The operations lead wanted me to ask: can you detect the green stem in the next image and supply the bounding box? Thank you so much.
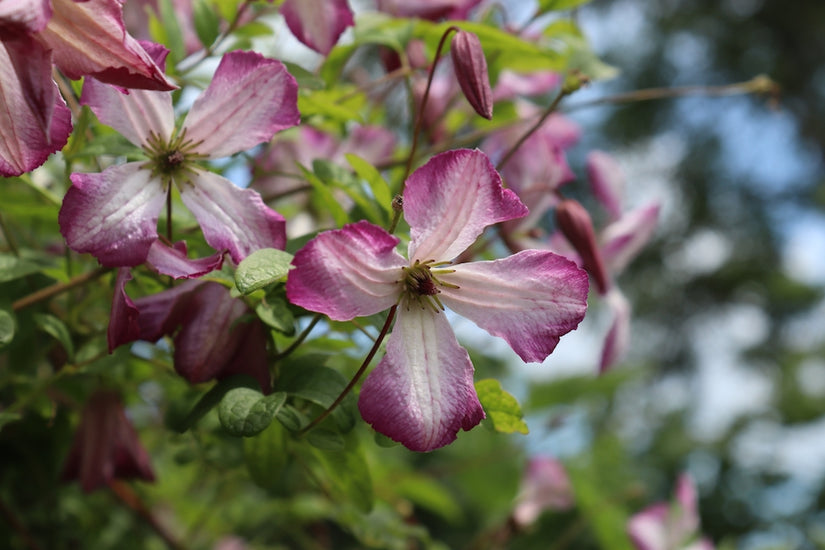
[12,267,111,312]
[496,86,568,172]
[401,25,461,186]
[298,305,397,436]
[273,313,323,362]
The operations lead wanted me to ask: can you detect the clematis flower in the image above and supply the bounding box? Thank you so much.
[375,0,482,21]
[628,474,714,550]
[109,271,272,392]
[287,149,589,451]
[62,389,155,493]
[281,0,354,55]
[512,455,574,527]
[59,49,299,268]
[0,0,175,176]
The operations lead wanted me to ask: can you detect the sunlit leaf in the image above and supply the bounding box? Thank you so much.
[235,248,293,295]
[475,378,528,434]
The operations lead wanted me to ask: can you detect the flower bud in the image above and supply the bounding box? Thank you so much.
[555,199,610,294]
[450,30,493,120]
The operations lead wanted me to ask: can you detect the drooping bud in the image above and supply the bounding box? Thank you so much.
[62,390,155,493]
[555,199,610,295]
[450,30,493,120]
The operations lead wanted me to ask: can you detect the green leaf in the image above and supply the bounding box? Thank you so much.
[345,153,395,218]
[0,309,15,349]
[157,0,185,65]
[192,0,221,48]
[0,411,21,431]
[537,0,592,12]
[313,159,385,227]
[234,21,274,39]
[394,474,463,523]
[234,248,293,295]
[255,295,295,335]
[299,433,373,512]
[0,254,52,283]
[283,62,326,91]
[279,364,357,432]
[306,428,346,451]
[167,374,261,433]
[33,313,74,361]
[244,419,290,491]
[299,164,349,227]
[218,388,287,437]
[298,89,364,124]
[475,378,528,434]
[275,403,311,432]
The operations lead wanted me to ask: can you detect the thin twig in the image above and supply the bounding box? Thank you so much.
[12,267,111,312]
[298,305,397,436]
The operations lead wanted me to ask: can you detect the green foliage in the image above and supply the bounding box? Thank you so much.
[234,247,293,294]
[218,388,287,437]
[475,378,529,434]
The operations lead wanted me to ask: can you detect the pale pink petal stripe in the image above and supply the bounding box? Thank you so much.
[281,0,353,55]
[358,307,485,452]
[178,169,286,263]
[601,202,660,275]
[184,50,299,159]
[286,220,406,321]
[81,75,174,148]
[440,250,589,363]
[59,163,166,267]
[627,503,669,550]
[0,40,71,176]
[405,149,527,262]
[587,150,625,222]
[37,0,175,91]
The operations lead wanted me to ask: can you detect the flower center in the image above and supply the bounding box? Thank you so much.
[399,259,458,312]
[142,128,206,187]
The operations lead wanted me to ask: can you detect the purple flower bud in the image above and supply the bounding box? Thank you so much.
[450,30,493,120]
[556,199,610,295]
[62,390,155,493]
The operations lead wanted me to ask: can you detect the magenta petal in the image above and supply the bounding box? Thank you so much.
[184,50,299,158]
[440,250,589,363]
[628,503,669,550]
[133,280,202,342]
[601,202,660,275]
[281,0,353,55]
[146,240,224,279]
[358,307,485,452]
[0,0,52,36]
[587,150,625,222]
[81,75,174,148]
[179,170,286,264]
[59,163,165,267]
[405,149,527,262]
[37,0,175,91]
[599,289,630,373]
[107,269,140,353]
[0,40,71,176]
[286,220,406,321]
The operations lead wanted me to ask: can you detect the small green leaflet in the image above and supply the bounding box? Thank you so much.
[234,248,293,295]
[475,378,529,434]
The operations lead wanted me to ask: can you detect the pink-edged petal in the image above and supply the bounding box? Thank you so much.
[36,0,175,91]
[178,169,286,264]
[440,250,589,363]
[0,0,51,37]
[183,50,299,158]
[358,307,485,452]
[107,268,140,352]
[146,240,224,279]
[628,503,669,550]
[281,0,353,55]
[0,39,71,176]
[587,150,625,222]
[600,288,630,373]
[601,202,660,275]
[376,0,482,20]
[674,474,701,536]
[405,149,527,262]
[59,163,165,267]
[80,75,174,148]
[286,220,406,320]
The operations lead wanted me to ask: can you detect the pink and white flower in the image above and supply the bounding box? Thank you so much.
[0,0,175,176]
[59,49,300,268]
[286,149,589,451]
[628,474,714,550]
